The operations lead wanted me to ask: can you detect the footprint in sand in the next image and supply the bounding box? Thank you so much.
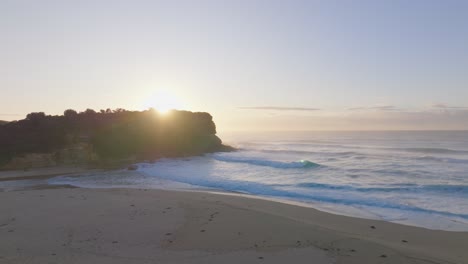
[0,218,16,228]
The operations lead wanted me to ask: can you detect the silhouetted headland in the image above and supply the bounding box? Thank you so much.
[0,108,233,170]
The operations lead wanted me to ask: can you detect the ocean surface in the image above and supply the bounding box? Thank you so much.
[50,131,468,231]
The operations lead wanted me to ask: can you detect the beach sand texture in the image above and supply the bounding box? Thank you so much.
[1,172,467,264]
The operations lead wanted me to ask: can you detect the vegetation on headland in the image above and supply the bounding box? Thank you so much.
[0,109,233,169]
[0,121,8,125]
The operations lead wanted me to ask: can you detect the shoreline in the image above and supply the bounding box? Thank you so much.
[1,169,468,263]
[2,167,468,232]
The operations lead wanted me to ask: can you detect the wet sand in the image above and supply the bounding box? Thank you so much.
[0,170,467,263]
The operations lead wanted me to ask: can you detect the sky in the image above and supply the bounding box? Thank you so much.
[1,0,468,131]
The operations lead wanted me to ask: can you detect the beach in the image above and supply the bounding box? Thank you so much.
[48,131,468,231]
[1,169,467,264]
[2,0,468,263]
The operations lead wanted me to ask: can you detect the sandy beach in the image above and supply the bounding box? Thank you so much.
[0,170,467,264]
[3,0,468,262]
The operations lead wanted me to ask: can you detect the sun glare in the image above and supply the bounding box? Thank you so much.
[147,90,183,114]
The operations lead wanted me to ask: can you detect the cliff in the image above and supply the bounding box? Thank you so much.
[0,109,233,170]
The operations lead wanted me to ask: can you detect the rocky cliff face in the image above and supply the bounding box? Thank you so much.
[3,153,57,170]
[2,143,99,170]
[2,136,231,170]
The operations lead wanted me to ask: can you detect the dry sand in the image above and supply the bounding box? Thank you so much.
[0,170,467,264]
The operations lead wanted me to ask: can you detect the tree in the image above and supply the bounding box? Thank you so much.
[64,109,78,118]
[84,109,97,115]
[0,108,228,167]
[26,112,46,121]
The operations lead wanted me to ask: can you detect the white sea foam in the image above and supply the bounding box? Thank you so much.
[48,131,468,231]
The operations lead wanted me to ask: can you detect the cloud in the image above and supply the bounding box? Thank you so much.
[348,105,399,111]
[231,103,468,130]
[236,108,468,131]
[431,103,468,109]
[238,106,321,111]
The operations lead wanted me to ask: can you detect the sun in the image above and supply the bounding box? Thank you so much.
[147,90,184,114]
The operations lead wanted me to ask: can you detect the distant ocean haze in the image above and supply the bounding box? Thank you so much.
[50,131,468,231]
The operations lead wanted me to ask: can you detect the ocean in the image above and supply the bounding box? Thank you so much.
[50,131,468,231]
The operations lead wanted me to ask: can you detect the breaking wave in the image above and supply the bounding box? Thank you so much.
[297,182,468,194]
[212,154,320,169]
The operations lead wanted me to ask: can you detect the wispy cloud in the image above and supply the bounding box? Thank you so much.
[348,105,398,111]
[431,103,468,109]
[238,106,320,111]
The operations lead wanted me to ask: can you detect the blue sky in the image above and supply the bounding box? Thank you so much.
[1,0,468,130]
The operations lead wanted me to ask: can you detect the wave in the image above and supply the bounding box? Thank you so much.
[212,154,320,169]
[240,141,364,150]
[257,148,361,156]
[415,156,468,164]
[55,167,468,221]
[134,168,468,220]
[386,147,468,154]
[297,182,468,194]
[247,143,468,156]
[255,148,468,165]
